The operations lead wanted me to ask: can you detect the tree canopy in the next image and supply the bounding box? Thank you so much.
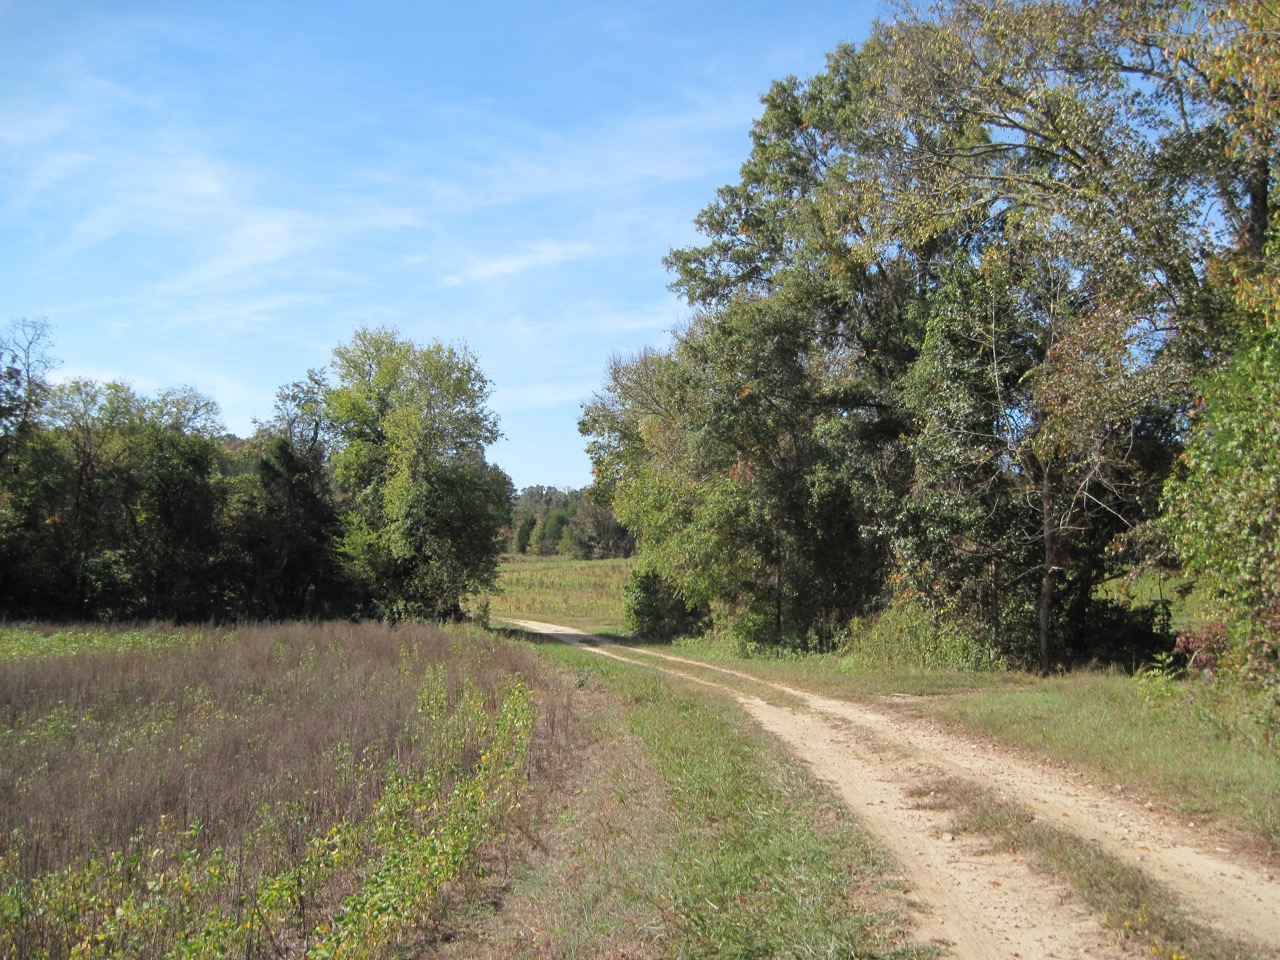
[583,0,1276,669]
[0,324,512,623]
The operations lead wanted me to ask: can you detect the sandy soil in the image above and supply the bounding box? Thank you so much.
[506,619,1280,960]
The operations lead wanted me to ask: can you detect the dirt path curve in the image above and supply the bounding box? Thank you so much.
[506,619,1280,960]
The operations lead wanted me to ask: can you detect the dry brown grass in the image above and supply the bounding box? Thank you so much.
[420,679,673,960]
[4,623,511,870]
[0,621,556,959]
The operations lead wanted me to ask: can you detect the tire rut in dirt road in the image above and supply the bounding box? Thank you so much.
[507,620,1279,959]
[738,695,1121,959]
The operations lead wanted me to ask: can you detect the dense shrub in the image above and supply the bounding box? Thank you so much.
[623,569,709,642]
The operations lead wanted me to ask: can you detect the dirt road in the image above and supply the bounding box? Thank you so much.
[506,619,1280,960]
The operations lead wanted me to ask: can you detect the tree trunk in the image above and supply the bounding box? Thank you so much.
[1039,464,1054,676]
[989,560,1001,661]
[775,560,784,644]
[1246,153,1270,257]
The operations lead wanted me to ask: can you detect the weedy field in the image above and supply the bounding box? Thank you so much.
[0,613,926,959]
[0,622,549,960]
[476,554,634,634]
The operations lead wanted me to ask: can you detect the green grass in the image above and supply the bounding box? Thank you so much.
[659,637,1027,697]
[1098,571,1211,633]
[922,672,1280,851]
[512,637,929,959]
[477,554,634,634]
[628,641,1280,854]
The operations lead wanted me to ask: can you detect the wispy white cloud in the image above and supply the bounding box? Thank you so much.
[439,240,597,287]
[491,381,595,411]
[367,91,755,218]
[0,0,859,487]
[0,101,73,150]
[488,300,681,343]
[150,208,320,293]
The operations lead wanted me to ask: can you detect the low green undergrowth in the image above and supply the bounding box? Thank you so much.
[0,624,201,661]
[0,622,538,959]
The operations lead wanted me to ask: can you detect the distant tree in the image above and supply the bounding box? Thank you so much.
[219,373,348,618]
[0,317,54,468]
[533,506,571,555]
[0,318,57,611]
[126,418,224,620]
[513,512,536,553]
[219,429,347,620]
[559,496,635,559]
[0,378,228,620]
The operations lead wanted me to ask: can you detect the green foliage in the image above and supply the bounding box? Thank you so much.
[234,435,348,618]
[583,293,892,648]
[1162,322,1280,736]
[327,326,511,621]
[1166,325,1280,612]
[585,0,1217,665]
[507,485,633,560]
[839,597,997,672]
[0,625,197,661]
[622,568,709,642]
[1135,650,1182,706]
[0,378,229,620]
[513,512,535,553]
[0,323,511,624]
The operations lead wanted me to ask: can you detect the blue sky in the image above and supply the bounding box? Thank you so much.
[2,0,880,490]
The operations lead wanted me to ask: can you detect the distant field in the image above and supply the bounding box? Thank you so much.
[1100,571,1210,633]
[477,554,634,634]
[0,622,540,960]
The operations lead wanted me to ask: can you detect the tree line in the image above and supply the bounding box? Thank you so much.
[508,485,634,559]
[582,0,1278,674]
[0,323,512,623]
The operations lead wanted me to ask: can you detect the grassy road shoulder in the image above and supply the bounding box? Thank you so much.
[635,643,1280,856]
[440,632,929,959]
[515,628,1276,959]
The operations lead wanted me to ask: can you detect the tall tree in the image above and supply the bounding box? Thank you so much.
[0,317,54,470]
[0,378,227,620]
[589,0,1223,663]
[325,326,510,620]
[0,318,57,611]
